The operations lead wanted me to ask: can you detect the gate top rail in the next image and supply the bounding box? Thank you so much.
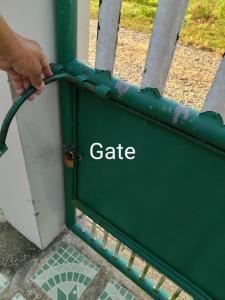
[1,60,225,158]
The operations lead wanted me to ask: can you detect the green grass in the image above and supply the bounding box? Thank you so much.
[90,0,225,53]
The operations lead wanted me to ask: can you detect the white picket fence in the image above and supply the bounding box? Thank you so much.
[95,0,225,120]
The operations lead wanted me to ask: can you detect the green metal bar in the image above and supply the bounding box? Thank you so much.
[91,221,97,240]
[170,288,183,300]
[55,0,78,227]
[74,199,212,300]
[153,276,166,291]
[72,223,170,300]
[127,252,136,270]
[102,230,108,249]
[113,240,121,259]
[140,264,150,280]
[0,69,66,158]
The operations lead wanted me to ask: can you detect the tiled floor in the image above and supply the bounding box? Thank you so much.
[0,212,145,300]
[32,243,100,300]
[31,242,138,300]
[0,273,9,296]
[98,280,137,300]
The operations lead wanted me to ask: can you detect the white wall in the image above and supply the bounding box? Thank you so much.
[0,0,90,249]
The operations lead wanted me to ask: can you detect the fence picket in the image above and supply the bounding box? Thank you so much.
[95,0,122,73]
[201,56,225,121]
[141,0,189,94]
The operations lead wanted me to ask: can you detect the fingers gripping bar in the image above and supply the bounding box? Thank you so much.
[0,64,67,158]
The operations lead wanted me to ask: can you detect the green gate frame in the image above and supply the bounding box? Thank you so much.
[1,1,225,299]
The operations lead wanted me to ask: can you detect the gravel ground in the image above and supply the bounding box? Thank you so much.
[89,20,222,111]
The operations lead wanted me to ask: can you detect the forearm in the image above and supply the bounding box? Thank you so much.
[0,16,21,65]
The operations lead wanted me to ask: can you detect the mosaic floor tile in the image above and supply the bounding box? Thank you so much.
[11,292,26,300]
[98,280,137,300]
[0,273,9,295]
[32,243,99,300]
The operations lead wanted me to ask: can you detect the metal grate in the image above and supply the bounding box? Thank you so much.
[76,209,192,300]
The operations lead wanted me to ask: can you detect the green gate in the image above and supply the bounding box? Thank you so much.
[1,1,225,299]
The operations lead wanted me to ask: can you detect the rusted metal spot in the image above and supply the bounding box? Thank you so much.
[64,150,75,168]
[173,104,189,125]
[115,81,130,97]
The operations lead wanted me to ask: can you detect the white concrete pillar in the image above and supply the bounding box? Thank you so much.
[0,0,90,249]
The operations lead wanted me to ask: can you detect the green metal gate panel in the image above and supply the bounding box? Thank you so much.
[71,67,225,300]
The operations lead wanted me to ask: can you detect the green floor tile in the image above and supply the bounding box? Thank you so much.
[67,272,73,281]
[98,280,137,300]
[48,278,55,288]
[11,292,26,300]
[0,273,9,295]
[32,243,99,300]
[99,291,108,300]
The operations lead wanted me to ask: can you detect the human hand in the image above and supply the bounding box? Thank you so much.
[0,34,53,101]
